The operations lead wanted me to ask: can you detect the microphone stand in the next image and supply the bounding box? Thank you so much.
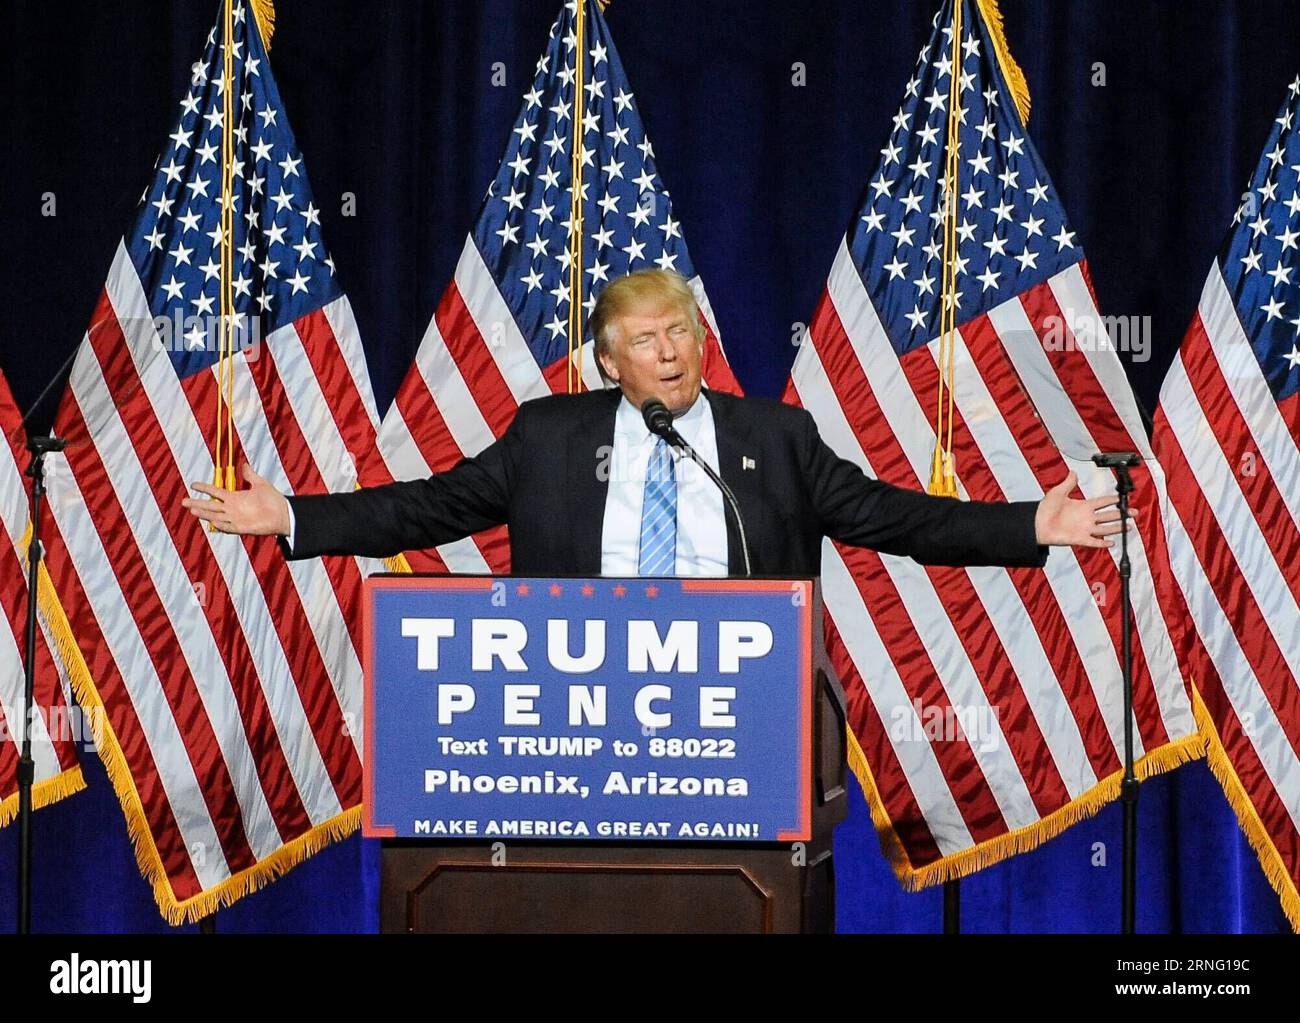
[17,434,66,935]
[672,436,752,579]
[648,425,752,578]
[641,398,752,578]
[1093,451,1140,934]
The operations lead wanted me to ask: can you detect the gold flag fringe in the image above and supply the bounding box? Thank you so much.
[35,550,361,925]
[384,551,414,574]
[0,766,86,829]
[846,723,1206,892]
[1191,685,1300,932]
[975,0,1031,125]
[250,0,275,51]
[0,524,89,827]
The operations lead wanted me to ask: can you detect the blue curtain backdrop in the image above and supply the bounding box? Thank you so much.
[0,0,1294,933]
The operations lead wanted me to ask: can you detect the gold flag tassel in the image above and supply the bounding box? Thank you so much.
[975,0,1030,125]
[250,0,276,51]
[565,0,589,393]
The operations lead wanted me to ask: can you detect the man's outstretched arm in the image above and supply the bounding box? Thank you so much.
[797,409,1135,567]
[183,407,525,559]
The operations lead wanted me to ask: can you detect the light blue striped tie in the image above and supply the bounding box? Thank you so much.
[638,437,677,576]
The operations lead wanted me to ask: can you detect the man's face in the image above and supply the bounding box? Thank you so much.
[598,299,703,414]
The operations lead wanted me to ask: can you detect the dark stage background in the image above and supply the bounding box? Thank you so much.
[1,0,1295,932]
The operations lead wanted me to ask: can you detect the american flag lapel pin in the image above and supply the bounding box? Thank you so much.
[742,456,756,470]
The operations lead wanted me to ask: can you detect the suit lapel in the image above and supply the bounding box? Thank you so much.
[568,388,622,574]
[704,390,754,575]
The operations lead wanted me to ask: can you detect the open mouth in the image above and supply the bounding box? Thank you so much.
[659,372,684,386]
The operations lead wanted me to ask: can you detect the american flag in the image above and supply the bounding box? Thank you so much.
[1154,75,1300,930]
[1,369,84,826]
[42,1,383,923]
[362,0,741,572]
[785,0,1201,887]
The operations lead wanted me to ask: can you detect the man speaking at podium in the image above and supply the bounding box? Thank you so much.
[183,269,1131,570]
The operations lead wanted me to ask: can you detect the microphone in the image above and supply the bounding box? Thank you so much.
[640,397,753,577]
[1091,452,1140,469]
[641,397,676,439]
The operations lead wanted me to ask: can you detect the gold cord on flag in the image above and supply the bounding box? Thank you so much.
[211,0,238,520]
[565,1,588,392]
[210,0,275,521]
[927,0,1030,497]
[928,0,964,497]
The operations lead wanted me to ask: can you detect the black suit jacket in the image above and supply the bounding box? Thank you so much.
[285,388,1048,575]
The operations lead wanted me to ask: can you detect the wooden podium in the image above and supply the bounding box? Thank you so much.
[368,577,848,934]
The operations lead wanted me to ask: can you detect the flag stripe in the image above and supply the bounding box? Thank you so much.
[394,318,496,473]
[1197,265,1300,524]
[41,510,207,896]
[822,546,980,853]
[1000,289,1194,742]
[0,558,62,781]
[368,2,741,578]
[93,285,341,846]
[454,241,551,407]
[75,333,299,863]
[104,252,353,834]
[243,329,367,656]
[230,335,369,754]
[830,256,1124,793]
[233,345,370,796]
[319,296,381,431]
[957,310,1131,776]
[793,332,1030,840]
[54,394,254,881]
[1179,315,1300,604]
[909,321,1135,775]
[792,341,970,855]
[1048,266,1154,458]
[1159,463,1300,837]
[1158,377,1300,754]
[292,305,380,476]
[815,297,1076,820]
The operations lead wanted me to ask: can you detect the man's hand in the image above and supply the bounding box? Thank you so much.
[182,462,291,536]
[1034,470,1138,549]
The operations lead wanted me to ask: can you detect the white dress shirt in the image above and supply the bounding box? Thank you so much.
[599,394,728,577]
[285,394,731,575]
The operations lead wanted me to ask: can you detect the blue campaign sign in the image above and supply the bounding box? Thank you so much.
[363,576,813,843]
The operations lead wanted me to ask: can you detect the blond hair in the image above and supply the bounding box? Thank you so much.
[589,269,704,376]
